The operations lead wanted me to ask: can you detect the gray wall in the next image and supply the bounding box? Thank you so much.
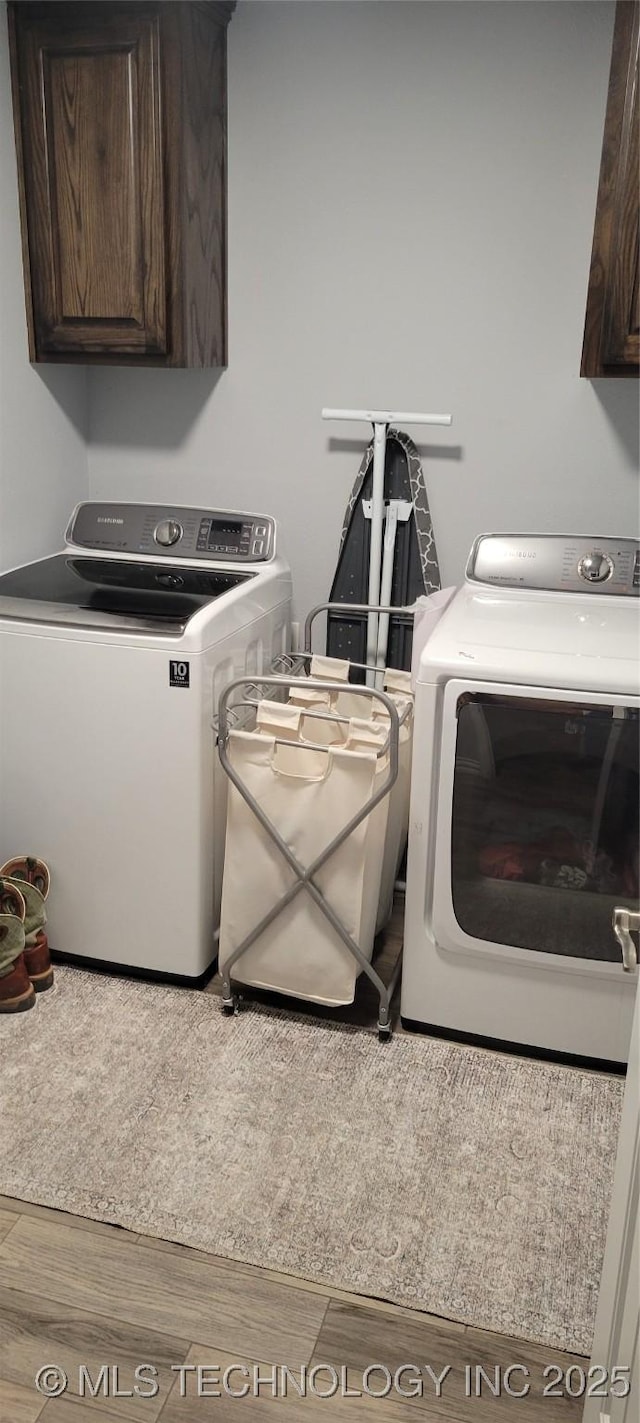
[88,0,639,618]
[2,2,637,610]
[0,7,87,572]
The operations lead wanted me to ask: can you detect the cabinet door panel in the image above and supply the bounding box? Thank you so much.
[18,9,166,355]
[582,1,640,376]
[602,63,639,368]
[47,47,141,322]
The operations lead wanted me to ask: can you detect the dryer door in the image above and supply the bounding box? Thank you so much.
[432,681,640,973]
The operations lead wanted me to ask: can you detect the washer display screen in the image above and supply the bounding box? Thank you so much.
[208,521,244,551]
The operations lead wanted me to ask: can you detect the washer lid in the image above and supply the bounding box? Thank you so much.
[0,554,252,633]
[418,584,640,696]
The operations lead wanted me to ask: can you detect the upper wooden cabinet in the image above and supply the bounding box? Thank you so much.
[582,1,639,377]
[8,1,234,366]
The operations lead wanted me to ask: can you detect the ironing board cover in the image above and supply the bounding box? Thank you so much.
[337,428,441,594]
[327,429,442,673]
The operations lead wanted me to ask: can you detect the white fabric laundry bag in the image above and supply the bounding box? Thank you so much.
[342,715,391,954]
[257,698,390,964]
[287,684,392,937]
[218,717,385,1005]
[372,671,414,929]
[307,657,414,930]
[254,699,304,741]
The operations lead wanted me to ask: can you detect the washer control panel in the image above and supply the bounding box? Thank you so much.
[67,503,276,562]
[467,535,640,595]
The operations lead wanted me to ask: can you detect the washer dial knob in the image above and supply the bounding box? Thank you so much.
[578,551,613,583]
[154,519,183,548]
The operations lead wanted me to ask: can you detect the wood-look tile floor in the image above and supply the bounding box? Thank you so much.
[1,903,590,1421]
[0,1194,588,1422]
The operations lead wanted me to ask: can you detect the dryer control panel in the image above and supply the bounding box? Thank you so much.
[67,503,276,562]
[467,534,640,596]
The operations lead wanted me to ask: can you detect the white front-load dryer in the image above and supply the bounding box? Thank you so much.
[401,533,639,1064]
[0,502,292,978]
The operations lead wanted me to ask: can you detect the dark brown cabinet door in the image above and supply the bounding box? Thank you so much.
[582,1,640,377]
[12,4,166,357]
[9,2,234,366]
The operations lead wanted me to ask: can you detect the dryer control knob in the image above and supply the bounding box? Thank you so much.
[578,551,613,583]
[154,519,183,547]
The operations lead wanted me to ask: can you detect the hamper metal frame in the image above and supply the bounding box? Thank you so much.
[216,601,415,1040]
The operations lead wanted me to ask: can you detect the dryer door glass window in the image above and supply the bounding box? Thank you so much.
[450,694,639,962]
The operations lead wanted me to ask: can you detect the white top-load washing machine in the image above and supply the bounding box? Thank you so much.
[402,533,639,1065]
[0,502,292,978]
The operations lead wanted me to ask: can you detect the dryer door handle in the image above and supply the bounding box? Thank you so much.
[612,907,640,972]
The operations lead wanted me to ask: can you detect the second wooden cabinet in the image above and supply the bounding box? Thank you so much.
[9,1,234,366]
[582,1,639,377]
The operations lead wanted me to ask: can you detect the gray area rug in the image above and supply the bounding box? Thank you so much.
[1,968,623,1354]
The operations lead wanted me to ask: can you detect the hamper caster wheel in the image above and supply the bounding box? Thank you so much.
[222,996,237,1016]
[378,1024,392,1043]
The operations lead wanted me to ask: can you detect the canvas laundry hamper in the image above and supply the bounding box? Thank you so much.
[372,670,414,928]
[306,657,414,930]
[274,700,391,951]
[286,683,397,933]
[218,707,389,1006]
[340,715,391,953]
